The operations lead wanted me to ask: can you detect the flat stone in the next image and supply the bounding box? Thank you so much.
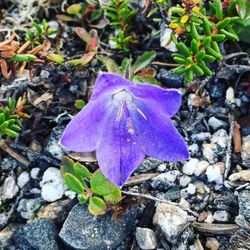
[137,158,162,173]
[208,117,227,131]
[153,203,188,243]
[11,219,59,250]
[59,204,138,249]
[135,227,157,250]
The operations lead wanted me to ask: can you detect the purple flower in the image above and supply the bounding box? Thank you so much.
[60,73,189,186]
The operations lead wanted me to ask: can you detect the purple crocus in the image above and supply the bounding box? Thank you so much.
[60,73,189,186]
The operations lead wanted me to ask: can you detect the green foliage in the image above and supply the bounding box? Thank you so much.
[61,157,122,216]
[102,0,136,51]
[168,0,243,83]
[0,98,23,139]
[26,19,57,45]
[97,51,158,84]
[74,100,86,110]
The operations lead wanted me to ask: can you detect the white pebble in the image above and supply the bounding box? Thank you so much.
[182,158,199,175]
[194,161,209,176]
[214,210,230,222]
[30,168,40,179]
[226,87,234,102]
[17,172,30,188]
[187,183,196,194]
[179,175,192,187]
[157,164,167,172]
[40,167,66,202]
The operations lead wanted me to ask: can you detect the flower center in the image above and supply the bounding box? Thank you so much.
[112,90,133,108]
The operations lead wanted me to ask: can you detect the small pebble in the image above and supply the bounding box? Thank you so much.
[182,158,199,175]
[179,175,192,187]
[211,129,228,149]
[213,210,231,222]
[205,212,214,223]
[206,164,223,184]
[0,177,19,201]
[135,227,158,250]
[206,237,220,250]
[30,168,40,179]
[202,143,217,163]
[194,161,209,176]
[226,87,235,103]
[17,172,30,188]
[208,117,227,130]
[229,170,250,182]
[157,164,166,172]
[187,183,196,195]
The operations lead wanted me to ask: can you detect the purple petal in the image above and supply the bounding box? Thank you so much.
[96,110,144,186]
[132,101,189,161]
[60,96,111,152]
[91,73,133,100]
[128,83,181,117]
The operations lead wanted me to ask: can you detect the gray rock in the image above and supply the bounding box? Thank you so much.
[45,125,65,160]
[153,203,188,244]
[208,117,227,131]
[157,69,183,88]
[214,210,231,222]
[17,171,30,188]
[137,158,162,173]
[135,227,157,250]
[0,176,19,202]
[191,132,211,142]
[211,129,228,149]
[17,198,42,219]
[0,224,22,248]
[59,204,138,249]
[11,219,59,250]
[179,175,191,187]
[238,190,250,222]
[151,171,180,189]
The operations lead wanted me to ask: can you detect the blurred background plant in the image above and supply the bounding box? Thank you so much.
[102,0,136,51]
[162,0,247,83]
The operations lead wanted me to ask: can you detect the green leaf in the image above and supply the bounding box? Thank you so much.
[61,157,75,176]
[90,169,117,196]
[74,100,85,110]
[176,43,191,57]
[220,29,239,41]
[47,53,64,64]
[0,121,9,130]
[88,197,106,216]
[64,173,86,194]
[203,18,211,36]
[173,65,186,75]
[191,39,199,54]
[79,194,88,204]
[73,162,91,181]
[10,54,36,62]
[121,58,132,78]
[206,47,222,60]
[103,187,121,204]
[185,68,194,83]
[217,18,231,30]
[0,113,5,124]
[9,124,22,132]
[190,23,199,41]
[97,56,121,74]
[215,0,223,20]
[203,55,216,63]
[193,64,204,76]
[237,0,246,18]
[132,51,156,74]
[198,62,212,76]
[195,50,205,62]
[3,129,18,138]
[67,4,82,15]
[212,34,226,42]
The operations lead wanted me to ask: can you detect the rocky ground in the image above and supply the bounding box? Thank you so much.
[0,0,250,250]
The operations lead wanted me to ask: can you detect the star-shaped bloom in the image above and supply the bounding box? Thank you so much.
[60,73,189,186]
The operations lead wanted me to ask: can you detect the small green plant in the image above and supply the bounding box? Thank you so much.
[103,0,136,51]
[0,98,24,139]
[167,0,242,83]
[61,157,122,216]
[26,19,58,45]
[98,51,158,84]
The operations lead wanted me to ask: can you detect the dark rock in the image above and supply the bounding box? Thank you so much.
[242,126,250,137]
[157,69,184,88]
[11,219,59,250]
[59,204,138,250]
[209,81,226,99]
[238,190,250,222]
[137,158,162,173]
